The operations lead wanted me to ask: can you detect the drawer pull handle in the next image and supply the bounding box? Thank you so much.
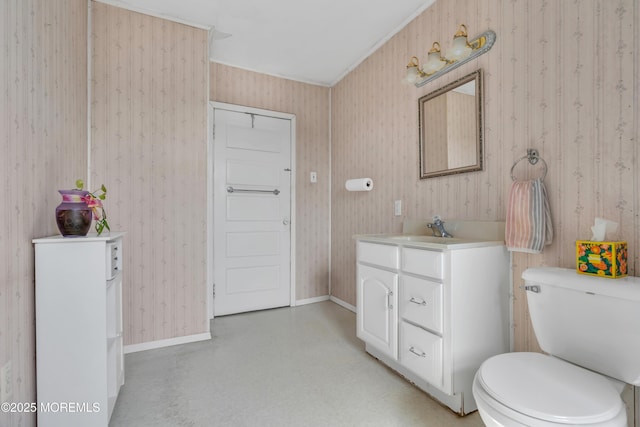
[409,346,426,358]
[409,297,427,306]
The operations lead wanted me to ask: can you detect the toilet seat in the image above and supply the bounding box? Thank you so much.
[475,352,624,425]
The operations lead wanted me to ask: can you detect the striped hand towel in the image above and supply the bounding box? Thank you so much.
[505,178,553,253]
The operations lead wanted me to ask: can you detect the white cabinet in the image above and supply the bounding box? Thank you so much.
[356,238,509,415]
[33,232,125,427]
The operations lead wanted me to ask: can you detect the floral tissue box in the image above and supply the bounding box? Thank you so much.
[576,240,627,278]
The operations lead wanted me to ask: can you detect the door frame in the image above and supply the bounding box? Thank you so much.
[207,101,296,319]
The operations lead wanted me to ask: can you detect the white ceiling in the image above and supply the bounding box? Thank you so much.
[95,0,436,86]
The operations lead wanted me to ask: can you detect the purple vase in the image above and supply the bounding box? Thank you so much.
[55,190,93,237]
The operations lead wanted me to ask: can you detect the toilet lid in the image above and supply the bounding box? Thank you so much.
[477,352,623,424]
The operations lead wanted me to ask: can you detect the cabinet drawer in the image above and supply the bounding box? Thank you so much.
[402,247,443,279]
[358,242,399,270]
[400,276,443,334]
[400,321,443,388]
[106,241,121,280]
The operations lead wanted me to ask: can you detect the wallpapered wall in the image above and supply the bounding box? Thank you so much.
[91,2,209,346]
[1,1,88,426]
[331,0,638,354]
[210,63,331,302]
[2,1,637,425]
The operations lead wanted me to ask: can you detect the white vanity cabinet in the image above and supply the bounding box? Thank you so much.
[33,232,125,427]
[356,237,509,415]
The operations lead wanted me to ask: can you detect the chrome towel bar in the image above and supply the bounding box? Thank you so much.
[510,148,548,182]
[226,186,280,195]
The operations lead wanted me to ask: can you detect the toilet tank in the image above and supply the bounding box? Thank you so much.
[523,267,640,386]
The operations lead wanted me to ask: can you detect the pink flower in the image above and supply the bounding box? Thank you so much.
[73,179,110,236]
[92,208,103,221]
[82,195,104,220]
[82,195,103,208]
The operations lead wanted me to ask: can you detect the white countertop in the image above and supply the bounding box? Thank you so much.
[33,231,126,244]
[354,233,504,250]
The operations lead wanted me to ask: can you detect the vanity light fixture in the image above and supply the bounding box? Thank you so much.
[405,24,496,88]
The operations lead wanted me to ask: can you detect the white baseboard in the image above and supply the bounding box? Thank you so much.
[124,298,353,354]
[295,295,356,313]
[329,296,356,313]
[124,332,212,354]
[295,295,330,306]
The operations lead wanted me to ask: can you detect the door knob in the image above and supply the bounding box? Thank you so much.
[283,219,290,225]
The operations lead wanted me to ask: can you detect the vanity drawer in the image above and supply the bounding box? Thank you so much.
[106,241,121,280]
[400,276,443,334]
[358,242,399,270]
[400,321,443,388]
[402,247,443,279]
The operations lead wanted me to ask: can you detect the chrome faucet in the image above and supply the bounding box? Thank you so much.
[426,216,453,238]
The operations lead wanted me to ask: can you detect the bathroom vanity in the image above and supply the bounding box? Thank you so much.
[355,229,509,415]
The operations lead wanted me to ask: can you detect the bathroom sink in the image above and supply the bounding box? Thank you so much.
[355,233,504,249]
[386,235,465,244]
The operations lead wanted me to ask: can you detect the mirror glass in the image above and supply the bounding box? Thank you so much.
[418,69,483,179]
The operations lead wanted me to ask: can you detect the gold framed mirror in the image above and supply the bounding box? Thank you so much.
[418,69,483,179]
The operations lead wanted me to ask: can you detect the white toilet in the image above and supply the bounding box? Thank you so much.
[473,267,640,426]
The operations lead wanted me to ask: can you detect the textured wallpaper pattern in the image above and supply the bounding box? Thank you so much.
[91,2,209,346]
[210,63,331,301]
[331,0,638,353]
[1,1,88,426]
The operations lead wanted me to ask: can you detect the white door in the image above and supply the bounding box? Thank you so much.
[213,107,292,316]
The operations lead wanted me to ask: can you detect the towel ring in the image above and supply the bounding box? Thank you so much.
[510,149,548,181]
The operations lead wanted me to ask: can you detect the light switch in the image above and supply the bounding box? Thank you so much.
[394,200,402,216]
[1,361,12,402]
[310,172,317,183]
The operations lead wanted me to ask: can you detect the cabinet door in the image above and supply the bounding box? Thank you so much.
[357,264,398,360]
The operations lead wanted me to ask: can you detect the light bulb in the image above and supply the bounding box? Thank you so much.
[406,66,419,83]
[445,24,473,61]
[423,42,447,75]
